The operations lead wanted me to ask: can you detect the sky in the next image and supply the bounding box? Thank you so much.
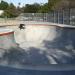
[4,0,48,7]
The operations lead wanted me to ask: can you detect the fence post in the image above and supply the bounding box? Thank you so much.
[58,11,59,24]
[62,10,64,24]
[69,8,71,25]
[54,11,55,23]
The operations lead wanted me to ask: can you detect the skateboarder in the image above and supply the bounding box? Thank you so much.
[19,24,25,30]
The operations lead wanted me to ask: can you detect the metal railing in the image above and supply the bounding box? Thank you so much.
[0,8,75,25]
[16,9,75,25]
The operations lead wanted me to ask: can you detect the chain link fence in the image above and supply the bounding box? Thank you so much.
[17,9,75,25]
[0,8,75,25]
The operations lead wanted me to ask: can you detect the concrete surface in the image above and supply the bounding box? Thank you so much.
[2,22,75,63]
[0,21,75,70]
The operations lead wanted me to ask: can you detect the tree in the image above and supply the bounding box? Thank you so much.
[38,3,49,13]
[0,0,9,10]
[24,3,40,13]
[17,3,22,14]
[18,2,21,7]
[48,0,75,10]
[68,0,75,8]
[3,3,19,18]
[48,0,60,11]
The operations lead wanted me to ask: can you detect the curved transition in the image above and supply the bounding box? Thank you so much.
[17,22,75,64]
[0,28,17,49]
[0,22,75,71]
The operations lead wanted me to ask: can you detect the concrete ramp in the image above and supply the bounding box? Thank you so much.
[0,22,75,70]
[0,28,17,49]
[5,22,75,64]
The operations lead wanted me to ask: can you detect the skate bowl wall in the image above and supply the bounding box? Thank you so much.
[18,22,75,49]
[0,28,17,49]
[25,25,57,43]
[16,22,75,64]
[2,22,75,65]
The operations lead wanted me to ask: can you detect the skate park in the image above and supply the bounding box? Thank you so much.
[0,21,75,72]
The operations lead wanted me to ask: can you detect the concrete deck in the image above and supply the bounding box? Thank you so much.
[0,20,75,28]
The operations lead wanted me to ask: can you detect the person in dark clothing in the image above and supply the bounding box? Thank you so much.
[19,24,25,30]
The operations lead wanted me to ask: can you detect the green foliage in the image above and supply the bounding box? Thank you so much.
[24,3,40,13]
[1,0,75,17]
[0,0,9,10]
[0,0,61,16]
[48,0,60,11]
[48,0,75,10]
[2,3,19,18]
[38,3,49,13]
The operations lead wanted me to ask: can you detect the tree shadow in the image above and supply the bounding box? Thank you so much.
[1,27,75,65]
[1,47,50,65]
[42,27,75,64]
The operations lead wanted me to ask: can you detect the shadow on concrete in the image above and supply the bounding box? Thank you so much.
[43,28,75,64]
[1,47,50,65]
[1,27,75,65]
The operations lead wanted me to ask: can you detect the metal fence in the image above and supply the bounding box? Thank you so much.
[0,8,75,25]
[17,8,75,25]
